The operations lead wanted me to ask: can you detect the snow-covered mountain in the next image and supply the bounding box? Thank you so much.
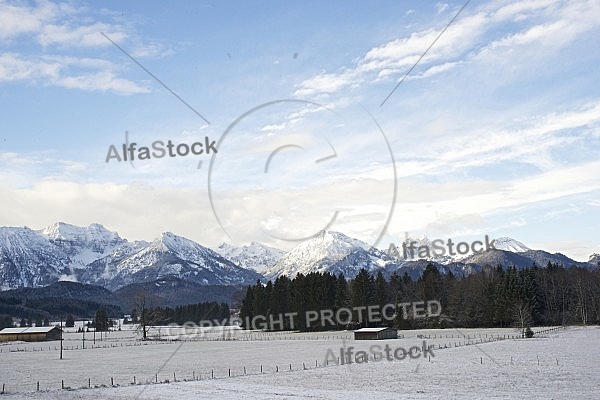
[492,237,530,253]
[0,224,261,290]
[391,235,454,264]
[39,222,126,276]
[263,231,388,280]
[263,232,596,281]
[388,235,530,265]
[1,222,596,290]
[0,227,71,290]
[216,242,284,273]
[79,232,262,290]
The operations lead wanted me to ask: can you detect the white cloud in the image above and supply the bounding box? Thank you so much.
[0,181,225,244]
[261,123,286,132]
[294,69,360,97]
[0,0,66,39]
[294,10,489,96]
[129,42,173,59]
[490,0,558,23]
[38,23,127,47]
[55,70,149,95]
[0,0,124,47]
[399,101,600,177]
[436,3,450,14]
[0,53,149,95]
[0,0,170,94]
[294,0,599,98]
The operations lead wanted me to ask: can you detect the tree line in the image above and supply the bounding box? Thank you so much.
[240,263,600,332]
[135,301,230,326]
[131,294,230,340]
[0,296,121,322]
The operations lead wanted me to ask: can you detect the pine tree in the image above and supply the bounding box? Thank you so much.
[271,276,290,328]
[374,271,388,311]
[240,286,254,329]
[351,269,374,327]
[95,308,109,332]
[334,273,350,328]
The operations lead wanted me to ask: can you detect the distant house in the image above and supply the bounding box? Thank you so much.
[354,327,398,340]
[0,326,62,342]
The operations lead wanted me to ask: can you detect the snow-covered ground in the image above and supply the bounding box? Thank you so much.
[0,326,598,399]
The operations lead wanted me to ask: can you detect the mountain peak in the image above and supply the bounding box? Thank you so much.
[157,231,199,251]
[215,241,284,274]
[264,230,380,279]
[492,237,530,252]
[40,222,120,242]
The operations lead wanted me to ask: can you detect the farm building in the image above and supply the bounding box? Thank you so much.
[354,327,398,340]
[0,326,63,342]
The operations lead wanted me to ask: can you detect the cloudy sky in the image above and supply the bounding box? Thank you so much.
[0,0,598,260]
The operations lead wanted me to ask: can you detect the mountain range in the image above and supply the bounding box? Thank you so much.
[0,223,261,291]
[0,222,597,293]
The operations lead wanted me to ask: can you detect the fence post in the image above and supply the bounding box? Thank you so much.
[61,380,64,389]
[111,377,113,386]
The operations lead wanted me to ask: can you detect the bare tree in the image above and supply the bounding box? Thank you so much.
[574,278,589,326]
[513,301,533,338]
[135,291,151,340]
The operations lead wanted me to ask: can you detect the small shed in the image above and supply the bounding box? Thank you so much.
[0,326,63,342]
[354,327,398,340]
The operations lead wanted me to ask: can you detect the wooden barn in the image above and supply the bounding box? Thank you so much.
[354,327,398,340]
[0,326,63,342]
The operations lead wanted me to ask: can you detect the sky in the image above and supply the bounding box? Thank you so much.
[0,0,599,261]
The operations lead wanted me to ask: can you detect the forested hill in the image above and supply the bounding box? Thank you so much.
[241,263,600,331]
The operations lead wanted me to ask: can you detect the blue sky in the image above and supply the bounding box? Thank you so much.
[0,0,599,261]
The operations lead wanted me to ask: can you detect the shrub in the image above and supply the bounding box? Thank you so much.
[525,327,534,338]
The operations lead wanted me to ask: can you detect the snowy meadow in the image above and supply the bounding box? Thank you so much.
[0,325,598,399]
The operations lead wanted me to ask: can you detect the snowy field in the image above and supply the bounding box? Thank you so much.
[0,325,598,399]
